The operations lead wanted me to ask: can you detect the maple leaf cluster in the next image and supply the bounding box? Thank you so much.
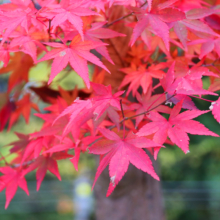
[0,0,220,208]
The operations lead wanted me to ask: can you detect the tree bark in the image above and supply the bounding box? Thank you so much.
[94,159,166,220]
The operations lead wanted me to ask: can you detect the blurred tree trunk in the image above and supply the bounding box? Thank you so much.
[94,160,165,220]
[96,5,166,220]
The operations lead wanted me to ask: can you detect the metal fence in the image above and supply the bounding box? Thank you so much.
[0,180,220,219]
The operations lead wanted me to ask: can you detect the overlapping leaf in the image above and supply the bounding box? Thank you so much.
[0,167,29,209]
[89,128,161,196]
[38,35,109,87]
[137,100,219,153]
[210,97,220,124]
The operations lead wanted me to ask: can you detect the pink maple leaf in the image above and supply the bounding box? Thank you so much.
[0,43,18,67]
[84,22,125,63]
[188,38,220,60]
[161,62,219,99]
[186,7,220,20]
[53,84,124,139]
[40,0,98,40]
[9,133,30,154]
[91,82,124,120]
[38,35,109,87]
[10,27,48,62]
[130,91,171,128]
[0,167,29,209]
[21,137,48,164]
[210,97,220,124]
[24,154,62,191]
[119,63,165,96]
[89,128,161,196]
[173,18,219,49]
[64,21,125,64]
[0,3,42,45]
[54,98,95,140]
[137,100,219,153]
[131,4,185,50]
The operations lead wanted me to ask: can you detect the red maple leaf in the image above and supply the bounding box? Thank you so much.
[188,38,220,60]
[0,43,18,67]
[130,91,171,128]
[45,135,100,171]
[131,3,185,50]
[84,22,125,63]
[30,97,69,138]
[38,35,109,87]
[8,94,39,130]
[0,2,42,45]
[124,43,152,65]
[161,62,219,98]
[54,83,123,139]
[91,82,124,120]
[40,0,98,40]
[21,137,45,164]
[54,98,95,140]
[0,100,16,131]
[160,62,197,110]
[9,132,30,154]
[0,53,34,92]
[119,63,165,96]
[10,27,48,62]
[0,167,29,209]
[137,100,219,153]
[173,17,219,49]
[89,128,160,196]
[24,154,62,191]
[210,97,220,124]
[205,14,220,30]
[64,21,125,64]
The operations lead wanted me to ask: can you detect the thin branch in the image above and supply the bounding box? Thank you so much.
[5,94,175,168]
[202,63,220,67]
[48,19,52,42]
[202,59,220,67]
[120,99,126,138]
[104,1,149,28]
[120,99,125,118]
[126,94,175,120]
[31,0,42,10]
[108,93,175,130]
[108,38,126,67]
[10,160,35,168]
[104,12,134,28]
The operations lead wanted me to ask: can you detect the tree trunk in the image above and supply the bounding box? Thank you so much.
[94,159,166,220]
[97,4,165,219]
